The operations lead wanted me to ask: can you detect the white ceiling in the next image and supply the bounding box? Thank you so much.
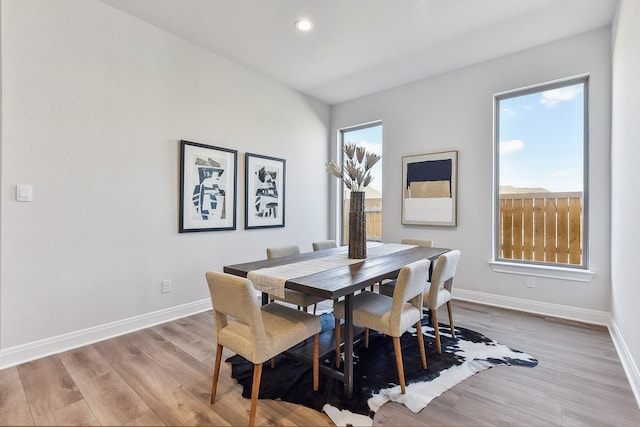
[98,0,618,105]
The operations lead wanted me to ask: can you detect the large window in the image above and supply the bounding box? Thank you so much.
[494,76,588,269]
[339,122,383,245]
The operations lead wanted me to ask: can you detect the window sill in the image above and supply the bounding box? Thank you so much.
[488,261,595,282]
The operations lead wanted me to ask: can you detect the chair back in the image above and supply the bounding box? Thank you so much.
[390,258,430,327]
[205,272,266,353]
[266,245,300,259]
[312,240,337,251]
[400,238,433,247]
[426,250,461,307]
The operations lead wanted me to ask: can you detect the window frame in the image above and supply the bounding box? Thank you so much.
[337,120,383,246]
[491,75,593,281]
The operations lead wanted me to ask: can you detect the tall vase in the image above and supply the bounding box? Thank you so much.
[348,191,367,259]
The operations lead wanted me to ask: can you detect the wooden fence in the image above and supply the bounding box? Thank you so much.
[499,192,583,265]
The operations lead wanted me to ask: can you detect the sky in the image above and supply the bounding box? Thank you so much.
[342,124,383,193]
[341,82,584,196]
[499,82,585,193]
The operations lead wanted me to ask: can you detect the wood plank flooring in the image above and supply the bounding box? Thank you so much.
[1,300,638,426]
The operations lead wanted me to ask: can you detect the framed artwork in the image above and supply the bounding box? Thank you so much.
[245,153,285,229]
[179,140,237,232]
[402,150,458,227]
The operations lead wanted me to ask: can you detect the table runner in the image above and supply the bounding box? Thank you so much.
[248,243,410,298]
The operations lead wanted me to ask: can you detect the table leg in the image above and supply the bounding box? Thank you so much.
[343,293,354,398]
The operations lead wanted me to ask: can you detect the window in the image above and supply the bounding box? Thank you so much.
[339,122,383,245]
[494,76,588,270]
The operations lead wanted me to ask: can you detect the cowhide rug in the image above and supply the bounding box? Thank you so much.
[227,313,537,426]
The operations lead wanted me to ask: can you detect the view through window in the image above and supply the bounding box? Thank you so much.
[340,122,383,245]
[495,77,588,268]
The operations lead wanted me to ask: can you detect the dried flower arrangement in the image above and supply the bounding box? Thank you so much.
[325,142,382,192]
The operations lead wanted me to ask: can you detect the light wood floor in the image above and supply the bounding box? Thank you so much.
[1,300,639,426]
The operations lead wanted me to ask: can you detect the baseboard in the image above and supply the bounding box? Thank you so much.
[609,317,640,409]
[0,299,212,370]
[454,288,640,409]
[453,288,610,326]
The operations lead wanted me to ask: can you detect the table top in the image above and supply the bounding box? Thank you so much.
[223,243,449,300]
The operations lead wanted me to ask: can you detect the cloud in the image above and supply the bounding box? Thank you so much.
[360,140,382,155]
[500,139,525,155]
[500,107,516,118]
[540,85,582,107]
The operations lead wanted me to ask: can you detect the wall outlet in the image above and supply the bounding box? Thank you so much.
[162,280,172,293]
[526,277,536,288]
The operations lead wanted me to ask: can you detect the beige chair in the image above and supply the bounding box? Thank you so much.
[312,240,337,251]
[266,245,325,314]
[400,238,433,247]
[378,239,433,296]
[377,238,433,294]
[333,258,430,394]
[379,249,461,354]
[206,271,320,427]
[423,250,461,354]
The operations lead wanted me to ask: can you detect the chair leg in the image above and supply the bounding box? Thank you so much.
[432,309,442,354]
[313,303,317,315]
[364,327,369,348]
[249,363,263,427]
[270,358,276,368]
[313,333,319,391]
[416,320,427,369]
[392,336,406,394]
[447,301,455,338]
[210,343,223,404]
[334,317,341,368]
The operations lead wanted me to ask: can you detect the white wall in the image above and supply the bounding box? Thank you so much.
[0,0,330,365]
[611,0,640,406]
[331,28,612,321]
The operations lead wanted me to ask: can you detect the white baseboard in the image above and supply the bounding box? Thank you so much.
[609,317,640,410]
[0,299,212,370]
[453,288,610,326]
[454,288,640,410]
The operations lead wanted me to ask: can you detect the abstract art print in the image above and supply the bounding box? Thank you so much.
[179,140,237,232]
[402,150,458,226]
[245,153,285,229]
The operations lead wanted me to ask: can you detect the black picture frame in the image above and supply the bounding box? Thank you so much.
[245,153,285,229]
[179,140,237,232]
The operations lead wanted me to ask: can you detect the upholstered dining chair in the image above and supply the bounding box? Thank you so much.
[376,238,434,294]
[266,245,325,314]
[205,271,321,427]
[379,249,461,354]
[312,240,337,251]
[400,238,434,247]
[333,258,430,394]
[422,249,461,354]
[400,238,438,273]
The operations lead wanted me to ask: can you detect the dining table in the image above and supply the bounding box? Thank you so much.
[223,242,450,399]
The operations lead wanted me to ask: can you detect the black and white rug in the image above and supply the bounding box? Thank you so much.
[227,314,537,426]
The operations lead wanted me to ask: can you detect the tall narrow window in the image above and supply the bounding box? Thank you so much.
[339,122,383,245]
[495,76,588,269]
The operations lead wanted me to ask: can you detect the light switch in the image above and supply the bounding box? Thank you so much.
[17,184,33,202]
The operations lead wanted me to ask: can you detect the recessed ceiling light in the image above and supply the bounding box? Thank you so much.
[295,19,313,32]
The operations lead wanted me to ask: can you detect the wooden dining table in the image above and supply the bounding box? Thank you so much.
[223,242,449,399]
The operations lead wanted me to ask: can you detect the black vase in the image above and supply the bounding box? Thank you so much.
[348,191,367,259]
